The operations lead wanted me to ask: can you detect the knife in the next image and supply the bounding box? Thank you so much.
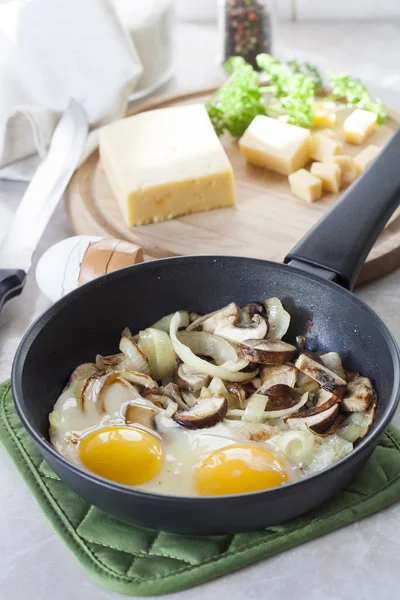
[0,100,88,314]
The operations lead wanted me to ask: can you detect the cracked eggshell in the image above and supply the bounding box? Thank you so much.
[36,235,143,302]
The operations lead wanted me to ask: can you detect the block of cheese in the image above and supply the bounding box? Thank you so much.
[99,104,235,226]
[288,169,322,203]
[310,162,341,193]
[309,133,343,161]
[343,109,377,145]
[239,115,311,175]
[354,144,381,175]
[326,154,353,172]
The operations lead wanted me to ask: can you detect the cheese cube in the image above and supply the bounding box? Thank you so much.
[310,162,341,193]
[239,115,311,175]
[318,128,338,140]
[288,169,322,203]
[342,168,358,187]
[309,133,343,161]
[354,144,381,175]
[312,102,336,128]
[343,109,377,145]
[326,154,353,172]
[99,104,235,227]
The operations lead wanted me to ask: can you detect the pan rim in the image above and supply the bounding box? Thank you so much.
[11,254,400,504]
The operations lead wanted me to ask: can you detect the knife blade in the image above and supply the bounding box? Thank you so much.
[0,99,88,313]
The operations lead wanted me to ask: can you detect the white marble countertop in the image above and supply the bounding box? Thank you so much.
[1,20,400,600]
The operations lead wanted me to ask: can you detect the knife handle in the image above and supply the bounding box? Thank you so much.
[0,269,26,313]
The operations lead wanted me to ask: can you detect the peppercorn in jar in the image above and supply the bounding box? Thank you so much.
[219,0,273,69]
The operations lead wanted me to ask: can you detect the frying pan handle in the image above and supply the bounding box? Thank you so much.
[285,128,400,289]
[0,269,26,314]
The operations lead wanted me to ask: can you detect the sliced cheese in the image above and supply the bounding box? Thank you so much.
[99,104,235,226]
[354,144,381,175]
[309,133,343,161]
[343,109,377,145]
[326,154,353,172]
[239,115,311,175]
[310,162,341,193]
[288,169,322,203]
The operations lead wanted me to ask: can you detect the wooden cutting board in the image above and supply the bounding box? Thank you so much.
[65,87,400,286]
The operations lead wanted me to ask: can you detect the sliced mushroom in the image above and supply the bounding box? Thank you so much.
[125,404,159,429]
[340,373,373,412]
[173,363,211,392]
[186,302,239,332]
[237,339,297,364]
[258,384,300,411]
[296,335,306,353]
[226,419,279,442]
[181,389,199,407]
[225,382,249,408]
[214,313,268,343]
[260,364,297,388]
[301,388,339,415]
[173,396,228,429]
[96,353,124,371]
[295,354,347,398]
[286,404,339,433]
[240,303,265,323]
[160,382,188,410]
[307,414,346,437]
[141,390,168,408]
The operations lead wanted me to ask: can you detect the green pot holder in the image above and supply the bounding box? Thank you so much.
[1,380,400,597]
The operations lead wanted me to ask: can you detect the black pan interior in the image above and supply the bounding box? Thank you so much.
[15,256,399,444]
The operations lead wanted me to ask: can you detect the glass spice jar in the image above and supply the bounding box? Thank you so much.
[219,0,273,69]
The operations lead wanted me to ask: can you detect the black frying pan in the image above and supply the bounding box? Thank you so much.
[12,130,400,535]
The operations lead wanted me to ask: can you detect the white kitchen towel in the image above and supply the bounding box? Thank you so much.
[0,0,143,181]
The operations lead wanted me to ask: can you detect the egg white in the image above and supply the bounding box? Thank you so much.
[50,381,296,495]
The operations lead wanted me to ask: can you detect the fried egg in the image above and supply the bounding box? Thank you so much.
[50,377,294,495]
[79,426,163,486]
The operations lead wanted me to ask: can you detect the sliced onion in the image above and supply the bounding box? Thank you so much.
[208,376,231,400]
[242,395,267,423]
[119,334,151,375]
[259,365,297,390]
[274,430,315,466]
[265,298,290,340]
[200,386,213,398]
[177,330,240,366]
[139,328,177,381]
[320,352,347,381]
[170,312,255,383]
[112,369,157,389]
[164,399,179,418]
[227,391,309,421]
[150,311,189,333]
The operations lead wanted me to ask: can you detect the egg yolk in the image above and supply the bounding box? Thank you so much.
[195,444,289,496]
[79,426,163,485]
